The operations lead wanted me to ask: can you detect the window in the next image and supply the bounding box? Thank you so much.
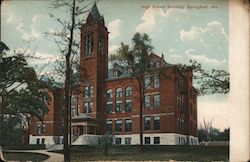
[99,35,105,54]
[115,138,121,144]
[113,71,118,77]
[154,137,160,144]
[106,101,113,113]
[83,101,93,113]
[71,95,77,103]
[154,75,160,88]
[36,138,40,144]
[144,76,151,89]
[106,120,112,132]
[83,102,88,113]
[42,123,46,133]
[115,120,122,132]
[116,100,122,112]
[154,94,160,108]
[85,33,93,55]
[145,137,150,144]
[84,86,89,97]
[37,123,42,135]
[145,95,150,109]
[154,116,160,130]
[88,101,93,113]
[156,61,160,68]
[41,138,45,144]
[144,116,150,130]
[89,86,94,97]
[125,138,131,145]
[125,119,132,132]
[125,86,132,97]
[106,89,113,100]
[125,99,132,112]
[116,88,122,98]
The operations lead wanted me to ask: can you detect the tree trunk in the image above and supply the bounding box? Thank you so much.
[64,54,70,162]
[138,77,144,152]
[63,0,76,161]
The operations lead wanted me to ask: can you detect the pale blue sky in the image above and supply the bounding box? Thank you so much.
[1,0,229,130]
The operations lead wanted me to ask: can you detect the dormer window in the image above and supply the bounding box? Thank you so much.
[85,33,93,55]
[113,71,118,77]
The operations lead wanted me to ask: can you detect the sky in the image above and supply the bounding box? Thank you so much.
[1,0,229,130]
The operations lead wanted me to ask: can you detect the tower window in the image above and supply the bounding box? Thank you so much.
[85,33,93,55]
[99,35,105,54]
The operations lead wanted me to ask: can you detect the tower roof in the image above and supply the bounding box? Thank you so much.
[87,2,104,24]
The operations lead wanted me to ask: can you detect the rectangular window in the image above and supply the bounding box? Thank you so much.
[145,95,150,109]
[125,99,132,112]
[36,138,40,144]
[84,86,89,97]
[106,120,112,133]
[125,119,132,132]
[154,94,160,108]
[89,86,94,97]
[37,123,42,135]
[106,101,113,113]
[41,138,45,144]
[154,137,160,144]
[154,116,160,130]
[116,100,122,112]
[83,102,88,113]
[85,34,93,55]
[144,116,150,130]
[88,101,93,113]
[154,75,160,88]
[99,35,105,54]
[144,76,151,89]
[115,138,121,144]
[125,138,131,145]
[115,120,122,132]
[42,123,46,133]
[145,137,150,144]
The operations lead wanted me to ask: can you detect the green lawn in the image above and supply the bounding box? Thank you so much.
[70,145,229,161]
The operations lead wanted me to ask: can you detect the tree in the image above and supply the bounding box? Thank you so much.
[0,43,50,146]
[48,1,92,161]
[110,32,153,152]
[177,60,229,95]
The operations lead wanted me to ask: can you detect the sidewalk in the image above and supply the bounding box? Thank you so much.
[5,149,63,162]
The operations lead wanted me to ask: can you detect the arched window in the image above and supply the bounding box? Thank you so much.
[106,89,113,99]
[125,86,132,97]
[116,88,122,98]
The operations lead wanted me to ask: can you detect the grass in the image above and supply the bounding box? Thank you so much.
[70,145,229,161]
[3,151,49,162]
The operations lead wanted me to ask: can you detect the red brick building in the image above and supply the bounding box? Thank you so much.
[29,3,198,145]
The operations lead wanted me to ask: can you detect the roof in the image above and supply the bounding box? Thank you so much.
[87,2,104,24]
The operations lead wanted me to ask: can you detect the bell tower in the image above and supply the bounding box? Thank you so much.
[80,3,108,119]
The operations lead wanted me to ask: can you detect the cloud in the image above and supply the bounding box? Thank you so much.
[186,53,227,64]
[16,14,49,41]
[109,45,120,54]
[168,48,176,53]
[180,21,228,42]
[136,8,181,33]
[108,19,122,39]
